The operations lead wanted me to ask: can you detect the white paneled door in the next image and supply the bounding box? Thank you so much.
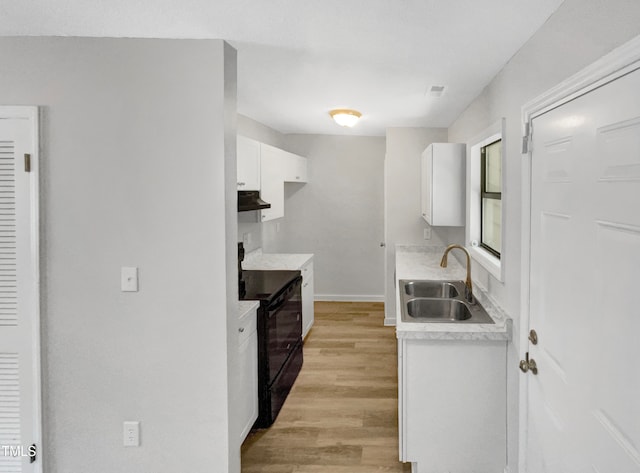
[527,67,640,472]
[0,107,41,473]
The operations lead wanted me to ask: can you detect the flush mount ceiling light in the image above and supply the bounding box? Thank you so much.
[329,109,362,127]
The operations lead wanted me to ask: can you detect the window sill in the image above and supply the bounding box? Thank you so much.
[469,245,503,282]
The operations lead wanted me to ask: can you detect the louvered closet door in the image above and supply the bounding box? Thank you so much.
[0,107,40,473]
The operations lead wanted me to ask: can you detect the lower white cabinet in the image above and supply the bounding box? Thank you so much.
[300,259,314,338]
[238,304,258,443]
[398,338,506,472]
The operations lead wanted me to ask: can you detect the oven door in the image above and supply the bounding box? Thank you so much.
[265,277,302,384]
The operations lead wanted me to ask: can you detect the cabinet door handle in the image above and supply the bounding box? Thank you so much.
[238,327,245,333]
[296,176,300,180]
[303,282,308,287]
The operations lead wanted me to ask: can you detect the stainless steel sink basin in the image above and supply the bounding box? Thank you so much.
[404,280,459,298]
[399,279,494,324]
[407,299,471,321]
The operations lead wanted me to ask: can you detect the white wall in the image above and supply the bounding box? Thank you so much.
[238,114,286,149]
[383,127,461,323]
[0,37,237,473]
[263,134,386,300]
[223,43,241,473]
[447,1,640,470]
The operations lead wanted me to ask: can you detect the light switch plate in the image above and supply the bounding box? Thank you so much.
[423,227,432,240]
[121,267,138,292]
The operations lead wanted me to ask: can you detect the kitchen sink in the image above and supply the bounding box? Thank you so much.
[399,279,494,324]
[407,299,471,321]
[404,280,459,298]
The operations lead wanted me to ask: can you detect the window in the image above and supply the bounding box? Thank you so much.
[480,139,502,258]
[467,119,505,281]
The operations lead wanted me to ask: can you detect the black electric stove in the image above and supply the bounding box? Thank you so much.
[241,270,301,303]
[238,246,304,428]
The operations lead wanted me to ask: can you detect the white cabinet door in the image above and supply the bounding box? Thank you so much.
[237,308,258,443]
[421,143,465,226]
[421,147,431,223]
[237,136,261,190]
[399,339,506,471]
[300,260,314,338]
[259,144,285,222]
[282,152,308,183]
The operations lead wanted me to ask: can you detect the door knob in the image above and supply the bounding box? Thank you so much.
[519,352,538,375]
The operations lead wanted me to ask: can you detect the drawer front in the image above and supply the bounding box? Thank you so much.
[238,307,257,345]
[301,275,315,339]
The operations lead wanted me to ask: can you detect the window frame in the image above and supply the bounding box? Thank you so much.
[479,139,502,258]
[466,118,506,282]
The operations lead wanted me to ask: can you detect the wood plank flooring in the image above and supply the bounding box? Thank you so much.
[241,301,411,472]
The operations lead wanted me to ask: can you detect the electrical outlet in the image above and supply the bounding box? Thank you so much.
[242,232,251,246]
[423,227,432,240]
[123,421,140,447]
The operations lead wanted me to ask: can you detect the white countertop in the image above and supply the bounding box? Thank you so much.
[395,245,511,341]
[238,300,259,317]
[242,248,313,271]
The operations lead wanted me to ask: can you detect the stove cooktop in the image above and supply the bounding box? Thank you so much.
[240,270,301,303]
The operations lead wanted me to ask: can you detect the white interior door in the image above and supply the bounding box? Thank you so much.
[0,107,41,473]
[527,67,640,472]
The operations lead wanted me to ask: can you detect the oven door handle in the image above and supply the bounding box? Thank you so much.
[268,297,286,315]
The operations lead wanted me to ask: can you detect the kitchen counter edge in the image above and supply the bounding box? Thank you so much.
[395,245,512,342]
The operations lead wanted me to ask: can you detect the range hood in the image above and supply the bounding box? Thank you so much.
[238,190,271,212]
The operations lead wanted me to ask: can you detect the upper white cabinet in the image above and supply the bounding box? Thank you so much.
[259,144,286,221]
[236,136,309,221]
[237,136,261,191]
[258,143,308,222]
[421,143,465,226]
[282,152,308,183]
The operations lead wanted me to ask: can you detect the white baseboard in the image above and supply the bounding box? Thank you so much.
[384,317,396,326]
[314,294,385,302]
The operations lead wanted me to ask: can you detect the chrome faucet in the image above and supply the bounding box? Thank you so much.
[440,244,474,303]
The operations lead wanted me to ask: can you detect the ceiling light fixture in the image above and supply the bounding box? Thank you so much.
[329,109,362,127]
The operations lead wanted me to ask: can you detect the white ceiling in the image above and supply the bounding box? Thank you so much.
[0,0,565,136]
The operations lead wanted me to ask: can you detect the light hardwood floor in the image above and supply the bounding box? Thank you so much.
[241,301,411,472]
